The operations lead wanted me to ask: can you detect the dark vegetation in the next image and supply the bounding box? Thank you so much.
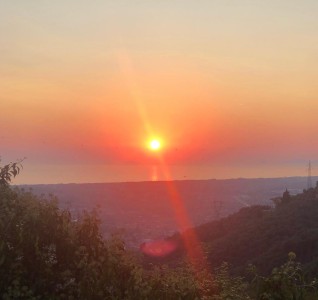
[1,160,318,299]
[183,184,318,277]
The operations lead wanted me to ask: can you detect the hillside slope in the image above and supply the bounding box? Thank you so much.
[176,185,318,276]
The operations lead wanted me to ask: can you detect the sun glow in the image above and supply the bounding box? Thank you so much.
[149,139,161,151]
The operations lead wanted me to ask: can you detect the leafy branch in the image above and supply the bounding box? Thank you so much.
[0,158,24,186]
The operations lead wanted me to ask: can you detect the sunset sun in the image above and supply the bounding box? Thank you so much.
[149,139,161,151]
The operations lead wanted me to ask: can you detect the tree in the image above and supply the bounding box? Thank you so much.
[0,159,147,299]
[249,252,318,300]
[0,159,23,186]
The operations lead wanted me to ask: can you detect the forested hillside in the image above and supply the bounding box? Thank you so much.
[172,184,318,277]
[1,162,318,299]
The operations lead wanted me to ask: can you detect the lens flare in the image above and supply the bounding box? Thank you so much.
[140,239,177,257]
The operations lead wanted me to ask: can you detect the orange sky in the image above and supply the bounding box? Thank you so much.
[1,1,318,183]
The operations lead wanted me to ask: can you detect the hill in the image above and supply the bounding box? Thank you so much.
[172,183,318,276]
[20,177,313,248]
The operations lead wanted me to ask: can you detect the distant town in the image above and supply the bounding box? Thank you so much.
[21,177,314,248]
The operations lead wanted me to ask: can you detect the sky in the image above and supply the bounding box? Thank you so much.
[1,0,318,184]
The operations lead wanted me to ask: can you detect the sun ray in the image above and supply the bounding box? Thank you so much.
[151,153,213,293]
[116,50,211,290]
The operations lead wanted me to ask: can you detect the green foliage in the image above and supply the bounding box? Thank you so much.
[0,160,23,186]
[145,264,200,299]
[213,262,250,300]
[0,184,147,299]
[249,252,318,300]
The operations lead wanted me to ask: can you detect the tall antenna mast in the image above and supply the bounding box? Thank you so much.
[307,160,312,189]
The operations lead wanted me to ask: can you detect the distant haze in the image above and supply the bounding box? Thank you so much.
[23,177,315,246]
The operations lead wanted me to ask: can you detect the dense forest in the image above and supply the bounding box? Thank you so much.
[1,161,318,299]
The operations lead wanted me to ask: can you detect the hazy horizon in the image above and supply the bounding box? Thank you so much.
[12,161,315,185]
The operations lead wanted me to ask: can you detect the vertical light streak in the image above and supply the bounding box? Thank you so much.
[116,50,212,291]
